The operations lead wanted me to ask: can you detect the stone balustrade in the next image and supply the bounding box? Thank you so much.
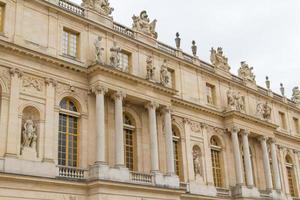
[58,0,84,16]
[130,171,154,184]
[113,23,134,38]
[58,165,86,179]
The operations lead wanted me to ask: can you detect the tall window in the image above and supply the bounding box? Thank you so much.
[278,112,287,130]
[206,83,216,105]
[293,117,299,134]
[58,98,79,167]
[286,155,297,197]
[62,28,79,58]
[210,136,223,187]
[123,114,136,171]
[172,126,183,180]
[0,4,4,33]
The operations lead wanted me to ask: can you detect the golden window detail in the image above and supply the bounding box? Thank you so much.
[278,112,287,130]
[0,4,4,33]
[62,28,79,58]
[286,156,297,197]
[58,98,79,167]
[206,83,216,105]
[210,136,223,187]
[123,114,136,171]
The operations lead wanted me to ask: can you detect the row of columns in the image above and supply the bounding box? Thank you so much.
[94,85,175,174]
[230,127,281,191]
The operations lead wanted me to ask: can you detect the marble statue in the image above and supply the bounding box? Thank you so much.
[227,88,245,111]
[132,11,157,39]
[110,41,121,68]
[193,146,203,177]
[94,36,104,64]
[257,102,272,120]
[160,59,169,86]
[210,47,230,71]
[82,0,114,16]
[146,56,155,81]
[238,61,256,83]
[292,86,300,104]
[21,119,37,150]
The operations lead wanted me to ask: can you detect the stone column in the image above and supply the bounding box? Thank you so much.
[242,130,254,187]
[43,78,57,162]
[6,68,23,156]
[279,147,289,194]
[146,102,160,172]
[259,136,273,191]
[270,139,281,191]
[95,85,108,164]
[162,107,175,175]
[231,126,244,186]
[112,91,126,167]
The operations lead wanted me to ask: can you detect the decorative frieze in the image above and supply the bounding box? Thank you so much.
[226,88,245,112]
[22,76,44,92]
[256,102,272,120]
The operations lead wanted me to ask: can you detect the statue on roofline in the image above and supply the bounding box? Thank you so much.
[132,11,158,39]
[210,47,230,72]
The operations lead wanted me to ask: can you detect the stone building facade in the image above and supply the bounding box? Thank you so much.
[0,0,300,200]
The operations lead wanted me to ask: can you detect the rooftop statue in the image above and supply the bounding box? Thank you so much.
[132,11,158,39]
[292,86,300,104]
[238,61,256,83]
[82,0,114,16]
[210,47,230,72]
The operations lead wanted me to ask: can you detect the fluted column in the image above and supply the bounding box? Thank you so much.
[270,139,281,191]
[231,126,244,186]
[95,85,108,164]
[146,102,159,172]
[6,68,23,156]
[259,136,273,191]
[242,130,254,187]
[162,107,175,175]
[112,91,126,167]
[44,78,57,162]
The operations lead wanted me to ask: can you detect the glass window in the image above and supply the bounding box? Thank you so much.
[58,98,79,167]
[0,4,4,33]
[286,156,297,197]
[172,128,183,180]
[279,112,287,130]
[62,28,79,58]
[293,118,299,134]
[123,114,136,171]
[210,136,223,187]
[206,83,216,105]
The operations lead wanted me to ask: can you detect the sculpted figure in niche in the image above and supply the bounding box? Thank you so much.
[21,119,38,150]
[210,47,230,72]
[227,88,245,111]
[292,86,300,104]
[132,11,158,39]
[94,36,104,64]
[146,56,155,81]
[238,61,256,83]
[110,41,121,68]
[193,145,203,177]
[257,102,272,120]
[160,59,169,86]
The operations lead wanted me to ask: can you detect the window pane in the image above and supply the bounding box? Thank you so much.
[62,29,79,58]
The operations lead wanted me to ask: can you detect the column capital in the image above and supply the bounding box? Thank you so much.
[230,125,240,134]
[241,129,250,136]
[161,106,172,114]
[258,135,268,142]
[145,101,159,110]
[269,137,277,144]
[9,68,23,78]
[93,85,108,95]
[112,91,126,101]
[45,78,57,87]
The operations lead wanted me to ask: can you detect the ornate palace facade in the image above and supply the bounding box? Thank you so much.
[0,0,300,200]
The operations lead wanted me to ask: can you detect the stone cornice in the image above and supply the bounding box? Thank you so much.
[274,131,300,144]
[88,64,178,96]
[171,98,223,117]
[223,110,278,130]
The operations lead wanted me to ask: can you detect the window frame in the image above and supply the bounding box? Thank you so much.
[293,117,299,134]
[62,27,80,59]
[119,50,132,72]
[210,136,224,188]
[0,3,5,33]
[206,83,216,105]
[123,114,137,171]
[278,111,287,130]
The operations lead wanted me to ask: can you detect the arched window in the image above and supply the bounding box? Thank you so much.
[58,98,79,167]
[123,114,136,171]
[210,136,223,187]
[172,126,183,180]
[286,155,297,197]
[242,146,255,185]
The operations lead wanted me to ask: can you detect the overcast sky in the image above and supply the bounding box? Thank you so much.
[71,0,299,97]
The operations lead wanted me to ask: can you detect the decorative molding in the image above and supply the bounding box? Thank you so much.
[22,76,44,92]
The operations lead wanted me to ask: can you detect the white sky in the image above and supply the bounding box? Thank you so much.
[71,0,300,97]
